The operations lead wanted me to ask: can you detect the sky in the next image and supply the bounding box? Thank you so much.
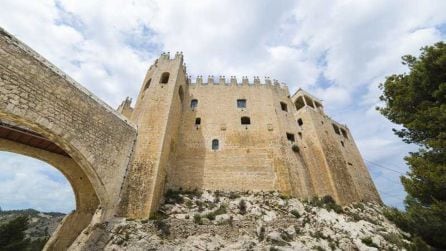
[0,0,445,213]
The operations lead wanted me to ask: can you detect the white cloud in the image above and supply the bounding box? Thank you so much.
[0,152,74,213]
[0,0,445,211]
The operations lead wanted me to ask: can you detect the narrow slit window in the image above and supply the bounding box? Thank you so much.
[212,139,219,150]
[237,99,247,108]
[241,116,251,125]
[195,117,201,125]
[160,72,170,84]
[297,118,303,126]
[280,102,288,112]
[178,86,184,103]
[190,99,198,109]
[286,133,295,142]
[332,124,341,135]
[340,128,348,139]
[143,79,151,91]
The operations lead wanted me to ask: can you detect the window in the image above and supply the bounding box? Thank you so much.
[241,116,251,125]
[297,118,303,126]
[143,79,151,91]
[237,99,247,108]
[340,128,348,139]
[332,124,341,135]
[178,86,184,103]
[160,72,170,84]
[295,96,305,111]
[286,133,295,142]
[212,139,219,150]
[280,102,288,112]
[195,118,201,125]
[190,99,198,109]
[304,96,315,108]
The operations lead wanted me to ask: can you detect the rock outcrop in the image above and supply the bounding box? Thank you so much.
[70,191,411,250]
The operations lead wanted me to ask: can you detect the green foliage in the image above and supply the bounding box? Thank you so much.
[378,42,446,249]
[193,214,202,224]
[290,210,301,218]
[238,199,247,215]
[165,189,184,204]
[153,220,170,237]
[0,215,29,251]
[308,195,343,213]
[291,144,300,153]
[361,237,379,248]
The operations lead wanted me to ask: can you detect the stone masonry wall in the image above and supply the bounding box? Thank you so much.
[0,28,137,218]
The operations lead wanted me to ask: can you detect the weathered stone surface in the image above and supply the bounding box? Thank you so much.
[0,27,137,249]
[0,26,381,250]
[76,191,410,251]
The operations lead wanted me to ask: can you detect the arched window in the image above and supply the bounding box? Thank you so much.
[241,116,251,125]
[280,102,288,112]
[295,96,305,111]
[190,99,198,109]
[160,72,170,84]
[178,86,184,103]
[304,96,315,108]
[143,78,151,91]
[212,139,219,150]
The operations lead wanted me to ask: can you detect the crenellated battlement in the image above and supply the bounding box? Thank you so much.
[188,75,289,93]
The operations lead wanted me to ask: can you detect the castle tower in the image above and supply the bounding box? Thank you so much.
[291,89,381,204]
[119,52,188,218]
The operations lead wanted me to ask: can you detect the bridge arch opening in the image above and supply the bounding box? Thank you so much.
[0,119,102,250]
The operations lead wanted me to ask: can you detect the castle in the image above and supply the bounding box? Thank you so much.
[116,52,382,218]
[0,28,382,248]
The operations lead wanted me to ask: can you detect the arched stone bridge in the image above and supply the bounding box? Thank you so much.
[0,28,137,250]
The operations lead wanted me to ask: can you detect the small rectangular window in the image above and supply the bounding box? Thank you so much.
[280,102,288,112]
[237,99,246,108]
[286,133,295,142]
[297,118,303,126]
[195,118,201,125]
[191,99,198,109]
[241,116,251,125]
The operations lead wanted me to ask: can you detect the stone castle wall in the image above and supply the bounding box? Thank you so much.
[120,54,381,218]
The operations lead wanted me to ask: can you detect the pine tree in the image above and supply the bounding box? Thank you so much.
[378,42,446,249]
[0,215,30,251]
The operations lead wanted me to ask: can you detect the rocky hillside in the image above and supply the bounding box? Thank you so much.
[0,208,64,247]
[74,191,418,251]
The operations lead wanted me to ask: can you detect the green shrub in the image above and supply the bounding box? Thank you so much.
[361,237,379,248]
[382,232,404,249]
[290,210,300,218]
[239,199,247,215]
[291,144,300,153]
[153,220,170,237]
[193,214,202,224]
[165,189,184,204]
